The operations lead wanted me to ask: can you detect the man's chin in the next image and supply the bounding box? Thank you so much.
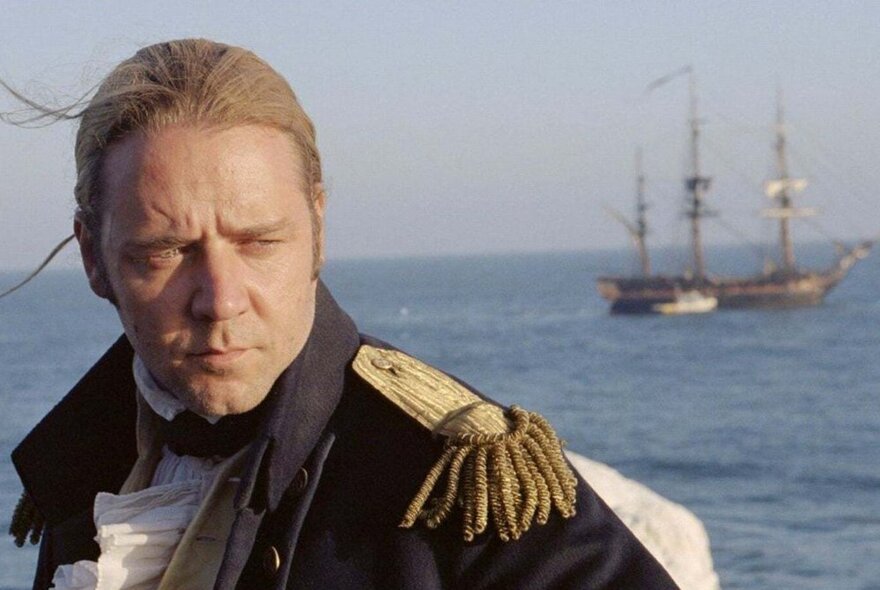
[174,380,270,418]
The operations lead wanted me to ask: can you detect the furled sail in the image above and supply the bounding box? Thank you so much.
[764,178,807,198]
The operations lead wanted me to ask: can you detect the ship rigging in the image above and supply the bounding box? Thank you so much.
[596,68,873,314]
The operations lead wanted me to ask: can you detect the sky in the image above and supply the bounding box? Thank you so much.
[0,1,878,270]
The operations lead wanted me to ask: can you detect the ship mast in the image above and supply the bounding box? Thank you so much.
[684,68,711,281]
[634,148,652,276]
[762,87,814,274]
[775,91,795,272]
[602,149,652,277]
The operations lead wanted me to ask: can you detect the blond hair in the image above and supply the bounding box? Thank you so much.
[75,38,324,274]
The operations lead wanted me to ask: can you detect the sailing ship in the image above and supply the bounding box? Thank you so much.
[597,69,873,315]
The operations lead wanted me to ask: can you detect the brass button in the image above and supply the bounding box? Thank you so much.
[371,356,394,370]
[293,468,309,494]
[263,545,281,576]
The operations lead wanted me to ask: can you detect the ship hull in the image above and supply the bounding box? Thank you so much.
[713,287,824,309]
[599,275,832,314]
[596,242,872,314]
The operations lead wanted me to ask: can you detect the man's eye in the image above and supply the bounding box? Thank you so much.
[141,248,182,266]
[242,239,282,253]
[151,248,181,260]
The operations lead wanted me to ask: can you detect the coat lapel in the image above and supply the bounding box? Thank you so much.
[215,281,360,588]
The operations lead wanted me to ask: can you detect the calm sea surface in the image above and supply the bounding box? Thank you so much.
[0,245,878,589]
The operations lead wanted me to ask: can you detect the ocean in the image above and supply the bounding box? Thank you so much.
[0,245,878,589]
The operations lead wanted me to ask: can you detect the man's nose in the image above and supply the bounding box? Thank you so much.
[190,251,249,321]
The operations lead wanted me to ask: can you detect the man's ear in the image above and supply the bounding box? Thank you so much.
[74,217,111,300]
[313,182,326,221]
[313,182,327,273]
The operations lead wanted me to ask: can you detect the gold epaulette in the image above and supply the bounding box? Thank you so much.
[9,491,43,547]
[353,345,577,542]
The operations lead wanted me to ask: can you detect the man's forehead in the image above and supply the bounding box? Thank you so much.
[99,125,312,240]
[102,124,304,187]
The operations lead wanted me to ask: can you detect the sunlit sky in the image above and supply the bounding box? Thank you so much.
[0,1,878,270]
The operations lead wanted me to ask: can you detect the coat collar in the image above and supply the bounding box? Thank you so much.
[236,281,360,513]
[12,335,139,526]
[12,280,360,524]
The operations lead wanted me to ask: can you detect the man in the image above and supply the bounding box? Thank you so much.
[10,39,678,589]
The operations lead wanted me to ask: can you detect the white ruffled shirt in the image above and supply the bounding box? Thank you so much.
[50,357,227,590]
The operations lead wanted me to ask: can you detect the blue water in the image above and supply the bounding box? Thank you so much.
[1,245,878,589]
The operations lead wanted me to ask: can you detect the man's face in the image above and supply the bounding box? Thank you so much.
[78,124,323,417]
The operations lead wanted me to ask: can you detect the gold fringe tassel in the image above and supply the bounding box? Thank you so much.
[400,406,577,542]
[9,491,43,547]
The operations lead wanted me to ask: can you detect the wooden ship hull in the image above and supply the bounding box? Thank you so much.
[597,242,872,314]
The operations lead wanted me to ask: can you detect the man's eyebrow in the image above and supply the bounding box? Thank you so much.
[124,236,191,251]
[124,220,296,250]
[233,219,296,239]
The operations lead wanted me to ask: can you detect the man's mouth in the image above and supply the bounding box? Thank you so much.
[190,348,249,367]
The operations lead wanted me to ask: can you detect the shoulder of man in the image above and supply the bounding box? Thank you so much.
[11,336,137,532]
[349,336,576,542]
[338,336,679,589]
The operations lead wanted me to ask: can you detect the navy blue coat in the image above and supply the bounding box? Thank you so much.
[13,283,678,589]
